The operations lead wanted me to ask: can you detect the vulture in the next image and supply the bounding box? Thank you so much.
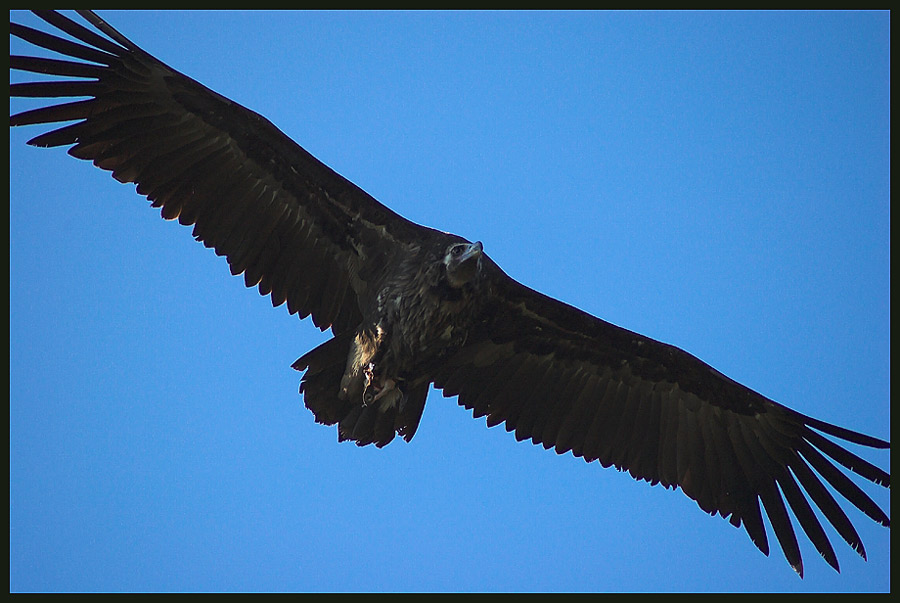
[9,10,889,579]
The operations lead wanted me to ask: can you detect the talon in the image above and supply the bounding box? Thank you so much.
[372,379,396,402]
[363,385,376,405]
[363,363,378,405]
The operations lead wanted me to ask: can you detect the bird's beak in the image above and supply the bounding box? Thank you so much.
[459,241,483,264]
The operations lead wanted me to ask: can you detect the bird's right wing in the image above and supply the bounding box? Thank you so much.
[431,262,890,576]
[10,10,430,335]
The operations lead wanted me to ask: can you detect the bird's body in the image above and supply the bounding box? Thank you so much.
[298,236,490,445]
[9,10,889,584]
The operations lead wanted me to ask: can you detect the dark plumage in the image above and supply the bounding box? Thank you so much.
[295,238,488,446]
[9,11,889,579]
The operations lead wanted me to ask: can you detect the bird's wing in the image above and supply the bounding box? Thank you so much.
[432,259,890,577]
[10,10,430,335]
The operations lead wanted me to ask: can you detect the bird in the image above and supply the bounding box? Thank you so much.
[9,10,889,580]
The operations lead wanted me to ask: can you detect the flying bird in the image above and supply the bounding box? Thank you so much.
[9,10,889,579]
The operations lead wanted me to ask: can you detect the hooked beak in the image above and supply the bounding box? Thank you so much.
[459,241,483,265]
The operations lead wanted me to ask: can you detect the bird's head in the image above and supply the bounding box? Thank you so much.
[443,240,484,288]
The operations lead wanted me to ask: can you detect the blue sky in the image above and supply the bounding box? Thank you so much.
[9,10,889,592]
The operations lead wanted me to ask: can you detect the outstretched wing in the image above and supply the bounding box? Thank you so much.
[432,260,890,577]
[9,9,430,335]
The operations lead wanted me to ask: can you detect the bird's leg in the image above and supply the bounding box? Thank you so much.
[363,363,377,405]
[373,378,397,401]
[362,363,398,405]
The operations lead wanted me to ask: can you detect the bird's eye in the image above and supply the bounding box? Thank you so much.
[451,245,463,257]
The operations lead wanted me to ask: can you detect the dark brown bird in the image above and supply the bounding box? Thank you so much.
[9,10,889,578]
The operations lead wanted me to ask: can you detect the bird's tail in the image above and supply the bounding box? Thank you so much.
[292,333,428,447]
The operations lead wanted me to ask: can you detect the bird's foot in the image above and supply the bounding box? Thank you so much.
[373,379,396,402]
[362,363,397,405]
[363,363,377,405]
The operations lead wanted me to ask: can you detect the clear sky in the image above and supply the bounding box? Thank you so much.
[9,10,889,593]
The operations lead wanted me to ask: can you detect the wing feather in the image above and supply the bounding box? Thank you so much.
[431,265,889,574]
[10,10,434,335]
[535,366,585,449]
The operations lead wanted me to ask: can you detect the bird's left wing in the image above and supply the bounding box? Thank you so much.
[10,10,430,335]
[431,259,889,576]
